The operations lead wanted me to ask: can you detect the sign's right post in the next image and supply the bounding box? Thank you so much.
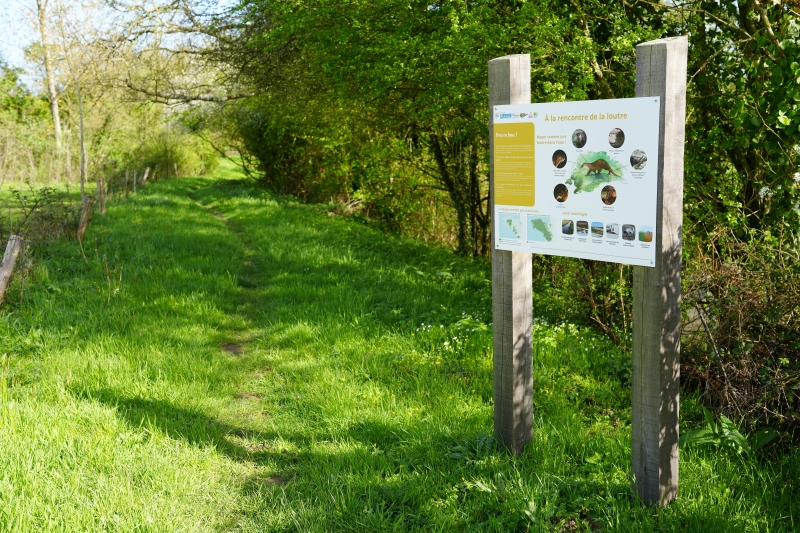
[631,36,688,507]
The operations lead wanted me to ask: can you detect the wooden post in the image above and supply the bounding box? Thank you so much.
[124,169,130,200]
[142,166,150,185]
[631,36,687,507]
[76,195,95,242]
[0,235,23,305]
[98,177,106,215]
[173,163,178,177]
[488,54,533,457]
[151,164,158,182]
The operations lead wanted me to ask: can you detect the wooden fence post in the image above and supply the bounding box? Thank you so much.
[0,235,23,305]
[488,54,533,457]
[77,196,96,242]
[98,177,106,215]
[142,166,150,185]
[631,36,688,507]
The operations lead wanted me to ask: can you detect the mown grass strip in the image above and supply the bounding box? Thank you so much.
[0,162,797,532]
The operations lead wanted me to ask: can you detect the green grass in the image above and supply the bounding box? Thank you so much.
[0,159,798,532]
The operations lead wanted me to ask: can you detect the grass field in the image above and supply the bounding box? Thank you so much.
[0,161,797,532]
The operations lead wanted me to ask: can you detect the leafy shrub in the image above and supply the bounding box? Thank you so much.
[532,256,632,349]
[0,186,80,243]
[682,226,800,438]
[134,132,218,178]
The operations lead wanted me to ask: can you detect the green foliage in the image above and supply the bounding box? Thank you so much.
[230,0,659,256]
[680,407,779,455]
[133,131,219,178]
[682,2,800,233]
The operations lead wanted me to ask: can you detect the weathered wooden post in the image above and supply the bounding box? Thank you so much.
[631,36,687,507]
[488,54,533,457]
[77,196,95,242]
[142,166,150,185]
[0,235,23,305]
[98,177,106,215]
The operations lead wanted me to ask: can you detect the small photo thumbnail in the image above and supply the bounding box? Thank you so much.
[572,129,587,148]
[591,222,604,238]
[609,128,625,148]
[553,183,569,203]
[605,223,620,239]
[552,150,567,169]
[562,220,574,235]
[639,226,654,242]
[630,149,647,170]
[601,185,617,205]
[576,221,589,236]
[622,224,635,241]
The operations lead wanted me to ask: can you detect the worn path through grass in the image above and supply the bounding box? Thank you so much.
[0,163,797,532]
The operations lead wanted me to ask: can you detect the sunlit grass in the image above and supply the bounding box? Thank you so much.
[0,159,797,531]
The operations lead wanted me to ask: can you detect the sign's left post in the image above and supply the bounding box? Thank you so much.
[488,54,533,457]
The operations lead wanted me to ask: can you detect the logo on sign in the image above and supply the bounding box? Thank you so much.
[499,113,513,119]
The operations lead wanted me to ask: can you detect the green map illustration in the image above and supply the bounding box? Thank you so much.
[499,213,522,240]
[566,151,626,193]
[527,215,553,242]
[505,218,519,238]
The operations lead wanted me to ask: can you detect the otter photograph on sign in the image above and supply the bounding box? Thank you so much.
[492,97,660,267]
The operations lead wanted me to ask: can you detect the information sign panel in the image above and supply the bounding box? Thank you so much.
[493,97,660,267]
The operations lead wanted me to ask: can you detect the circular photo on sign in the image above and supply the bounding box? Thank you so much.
[601,185,617,205]
[608,128,625,148]
[552,150,567,168]
[553,183,569,203]
[630,149,647,170]
[572,129,587,148]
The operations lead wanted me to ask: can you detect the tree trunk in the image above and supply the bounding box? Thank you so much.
[76,80,88,204]
[36,0,62,152]
[428,132,471,255]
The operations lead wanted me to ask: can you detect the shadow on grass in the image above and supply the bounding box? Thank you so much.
[74,388,265,461]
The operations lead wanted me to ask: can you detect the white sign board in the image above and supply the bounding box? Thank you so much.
[493,97,660,267]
